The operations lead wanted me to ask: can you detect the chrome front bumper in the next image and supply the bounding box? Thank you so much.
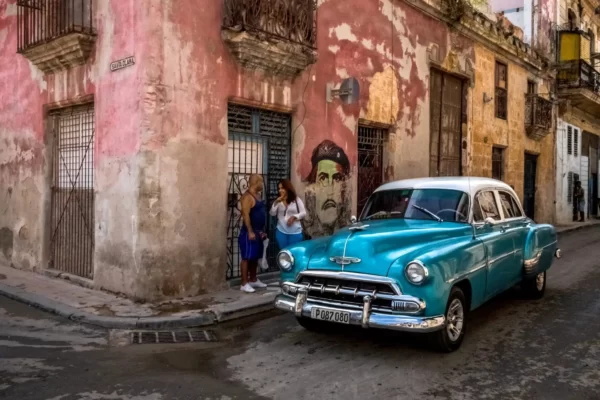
[274,294,445,333]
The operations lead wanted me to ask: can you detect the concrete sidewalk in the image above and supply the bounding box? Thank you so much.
[0,263,280,330]
[555,219,600,234]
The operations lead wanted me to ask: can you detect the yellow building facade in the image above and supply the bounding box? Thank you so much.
[470,43,555,223]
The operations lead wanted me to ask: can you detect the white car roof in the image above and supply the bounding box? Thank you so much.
[375,177,518,198]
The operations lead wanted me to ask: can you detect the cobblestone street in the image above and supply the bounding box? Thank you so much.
[1,227,599,400]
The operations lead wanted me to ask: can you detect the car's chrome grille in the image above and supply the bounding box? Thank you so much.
[297,276,396,311]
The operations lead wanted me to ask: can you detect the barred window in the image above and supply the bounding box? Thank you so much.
[567,126,573,155]
[495,61,508,120]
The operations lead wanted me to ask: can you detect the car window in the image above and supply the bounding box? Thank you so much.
[498,191,523,219]
[360,189,470,223]
[473,191,501,222]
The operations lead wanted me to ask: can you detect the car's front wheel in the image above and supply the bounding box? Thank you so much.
[429,286,467,353]
[522,271,546,299]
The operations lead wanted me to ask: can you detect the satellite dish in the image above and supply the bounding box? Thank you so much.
[326,77,360,104]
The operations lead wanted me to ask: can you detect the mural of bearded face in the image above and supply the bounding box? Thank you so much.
[314,159,345,225]
[304,140,351,238]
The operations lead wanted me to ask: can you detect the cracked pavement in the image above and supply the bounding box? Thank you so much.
[1,227,599,400]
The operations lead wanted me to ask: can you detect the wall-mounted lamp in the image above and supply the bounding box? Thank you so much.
[483,93,494,103]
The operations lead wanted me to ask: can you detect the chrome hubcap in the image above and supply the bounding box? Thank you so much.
[536,272,545,291]
[446,298,464,342]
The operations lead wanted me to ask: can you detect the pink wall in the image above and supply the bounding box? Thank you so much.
[0,0,143,281]
[1,0,475,299]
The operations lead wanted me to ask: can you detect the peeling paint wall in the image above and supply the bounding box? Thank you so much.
[0,1,144,295]
[1,0,558,300]
[126,0,472,293]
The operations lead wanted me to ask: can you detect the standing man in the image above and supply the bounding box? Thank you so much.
[574,180,585,222]
[238,174,268,293]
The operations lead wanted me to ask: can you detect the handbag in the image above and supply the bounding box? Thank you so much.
[295,201,311,241]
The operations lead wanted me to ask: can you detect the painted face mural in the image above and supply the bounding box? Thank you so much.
[304,140,351,238]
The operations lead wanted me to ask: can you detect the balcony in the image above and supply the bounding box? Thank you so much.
[17,0,96,73]
[556,60,600,115]
[221,0,318,77]
[524,94,553,141]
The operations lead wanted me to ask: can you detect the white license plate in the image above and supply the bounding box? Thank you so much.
[310,307,351,324]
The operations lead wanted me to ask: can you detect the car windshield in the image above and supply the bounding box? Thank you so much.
[360,189,470,223]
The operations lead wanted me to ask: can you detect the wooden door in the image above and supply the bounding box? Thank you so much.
[430,70,463,177]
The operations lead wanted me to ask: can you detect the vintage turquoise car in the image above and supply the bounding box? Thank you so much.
[274,177,561,352]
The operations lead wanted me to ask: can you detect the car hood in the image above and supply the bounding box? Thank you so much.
[306,219,473,276]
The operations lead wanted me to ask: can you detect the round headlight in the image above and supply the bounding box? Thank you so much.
[405,261,428,285]
[277,250,294,271]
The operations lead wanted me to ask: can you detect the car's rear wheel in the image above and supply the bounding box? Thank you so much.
[296,317,334,333]
[522,271,546,299]
[429,286,467,353]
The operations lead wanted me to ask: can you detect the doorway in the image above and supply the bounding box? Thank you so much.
[572,173,580,221]
[523,153,538,220]
[49,105,95,278]
[357,125,385,215]
[429,69,464,177]
[226,104,291,280]
[591,173,598,218]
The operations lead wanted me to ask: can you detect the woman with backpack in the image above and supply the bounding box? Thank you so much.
[270,179,306,250]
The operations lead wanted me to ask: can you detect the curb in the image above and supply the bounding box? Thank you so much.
[0,282,277,330]
[556,222,600,236]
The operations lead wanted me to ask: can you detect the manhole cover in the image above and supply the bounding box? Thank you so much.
[131,330,217,345]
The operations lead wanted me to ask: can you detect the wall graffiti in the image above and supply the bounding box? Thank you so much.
[303,140,352,238]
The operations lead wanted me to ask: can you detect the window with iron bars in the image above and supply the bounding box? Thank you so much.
[495,61,508,120]
[492,147,504,181]
[17,0,94,53]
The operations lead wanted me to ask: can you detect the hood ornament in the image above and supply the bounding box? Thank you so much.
[330,256,361,265]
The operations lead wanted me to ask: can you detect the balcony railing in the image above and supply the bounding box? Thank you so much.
[222,0,317,49]
[17,0,94,53]
[525,94,552,140]
[556,60,600,96]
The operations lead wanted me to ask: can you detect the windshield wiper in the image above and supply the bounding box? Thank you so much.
[363,211,403,221]
[363,211,390,221]
[412,205,442,222]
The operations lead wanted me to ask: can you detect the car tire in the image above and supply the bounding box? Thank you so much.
[296,317,334,333]
[522,271,546,299]
[429,286,467,353]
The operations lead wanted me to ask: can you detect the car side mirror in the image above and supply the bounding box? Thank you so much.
[351,215,357,224]
[484,217,497,226]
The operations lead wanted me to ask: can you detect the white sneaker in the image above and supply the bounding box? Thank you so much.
[240,283,256,293]
[249,279,268,288]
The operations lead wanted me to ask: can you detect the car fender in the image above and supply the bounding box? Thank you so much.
[387,235,487,316]
[523,223,558,278]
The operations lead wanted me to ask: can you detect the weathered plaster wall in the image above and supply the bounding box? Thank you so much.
[554,0,600,225]
[0,1,48,271]
[555,117,583,224]
[555,109,600,224]
[0,1,143,296]
[470,44,555,223]
[119,0,474,298]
